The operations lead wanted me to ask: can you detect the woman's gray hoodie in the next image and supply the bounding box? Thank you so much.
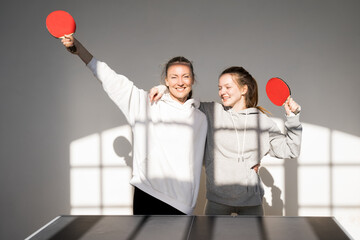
[199,102,302,207]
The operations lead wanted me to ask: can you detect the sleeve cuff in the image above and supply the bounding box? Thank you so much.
[86,57,97,71]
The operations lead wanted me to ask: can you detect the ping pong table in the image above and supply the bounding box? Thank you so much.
[26,215,352,240]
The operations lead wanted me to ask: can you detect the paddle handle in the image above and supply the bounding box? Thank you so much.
[68,45,77,53]
[293,107,300,115]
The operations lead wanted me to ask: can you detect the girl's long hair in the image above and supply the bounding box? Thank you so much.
[220,66,270,115]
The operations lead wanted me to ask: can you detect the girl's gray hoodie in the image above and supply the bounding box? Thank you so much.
[199,102,302,207]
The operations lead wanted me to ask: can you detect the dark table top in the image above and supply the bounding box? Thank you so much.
[26,215,352,240]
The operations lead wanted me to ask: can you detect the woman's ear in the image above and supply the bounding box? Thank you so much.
[165,78,169,87]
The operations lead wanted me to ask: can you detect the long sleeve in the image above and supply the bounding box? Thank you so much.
[87,58,147,125]
[268,114,302,159]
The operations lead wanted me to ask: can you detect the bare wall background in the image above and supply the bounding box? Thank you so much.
[1,0,359,239]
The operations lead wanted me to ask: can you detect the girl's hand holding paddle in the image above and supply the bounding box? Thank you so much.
[284,97,300,116]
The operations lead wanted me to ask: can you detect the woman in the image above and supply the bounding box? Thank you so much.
[150,66,302,215]
[61,35,207,215]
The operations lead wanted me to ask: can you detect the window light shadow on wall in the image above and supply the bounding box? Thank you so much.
[70,125,133,215]
[69,120,360,239]
[259,119,360,239]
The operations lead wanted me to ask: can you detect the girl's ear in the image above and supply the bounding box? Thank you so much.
[242,85,248,95]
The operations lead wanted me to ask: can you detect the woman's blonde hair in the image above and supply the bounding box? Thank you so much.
[161,56,195,100]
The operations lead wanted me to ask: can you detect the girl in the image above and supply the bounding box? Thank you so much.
[150,66,302,215]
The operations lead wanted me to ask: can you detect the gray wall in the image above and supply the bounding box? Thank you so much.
[1,0,360,239]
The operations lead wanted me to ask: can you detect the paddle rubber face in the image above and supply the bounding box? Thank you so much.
[266,77,291,106]
[46,10,76,38]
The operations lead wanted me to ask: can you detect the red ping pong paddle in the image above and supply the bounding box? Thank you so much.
[266,77,291,106]
[46,10,76,38]
[266,77,300,114]
[46,10,77,52]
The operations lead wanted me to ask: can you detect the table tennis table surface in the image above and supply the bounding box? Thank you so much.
[26,215,352,240]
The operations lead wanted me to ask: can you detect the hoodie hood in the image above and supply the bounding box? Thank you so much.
[161,93,200,109]
[226,107,260,115]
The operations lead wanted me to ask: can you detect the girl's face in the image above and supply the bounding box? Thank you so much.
[165,64,193,104]
[218,73,247,110]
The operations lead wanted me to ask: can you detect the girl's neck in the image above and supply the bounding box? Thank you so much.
[231,100,247,112]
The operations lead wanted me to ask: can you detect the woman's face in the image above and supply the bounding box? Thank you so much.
[165,64,193,104]
[218,73,246,109]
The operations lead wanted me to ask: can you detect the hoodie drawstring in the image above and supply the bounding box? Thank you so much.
[230,109,248,162]
[230,109,249,191]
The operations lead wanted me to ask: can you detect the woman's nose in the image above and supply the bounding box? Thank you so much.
[177,78,184,85]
